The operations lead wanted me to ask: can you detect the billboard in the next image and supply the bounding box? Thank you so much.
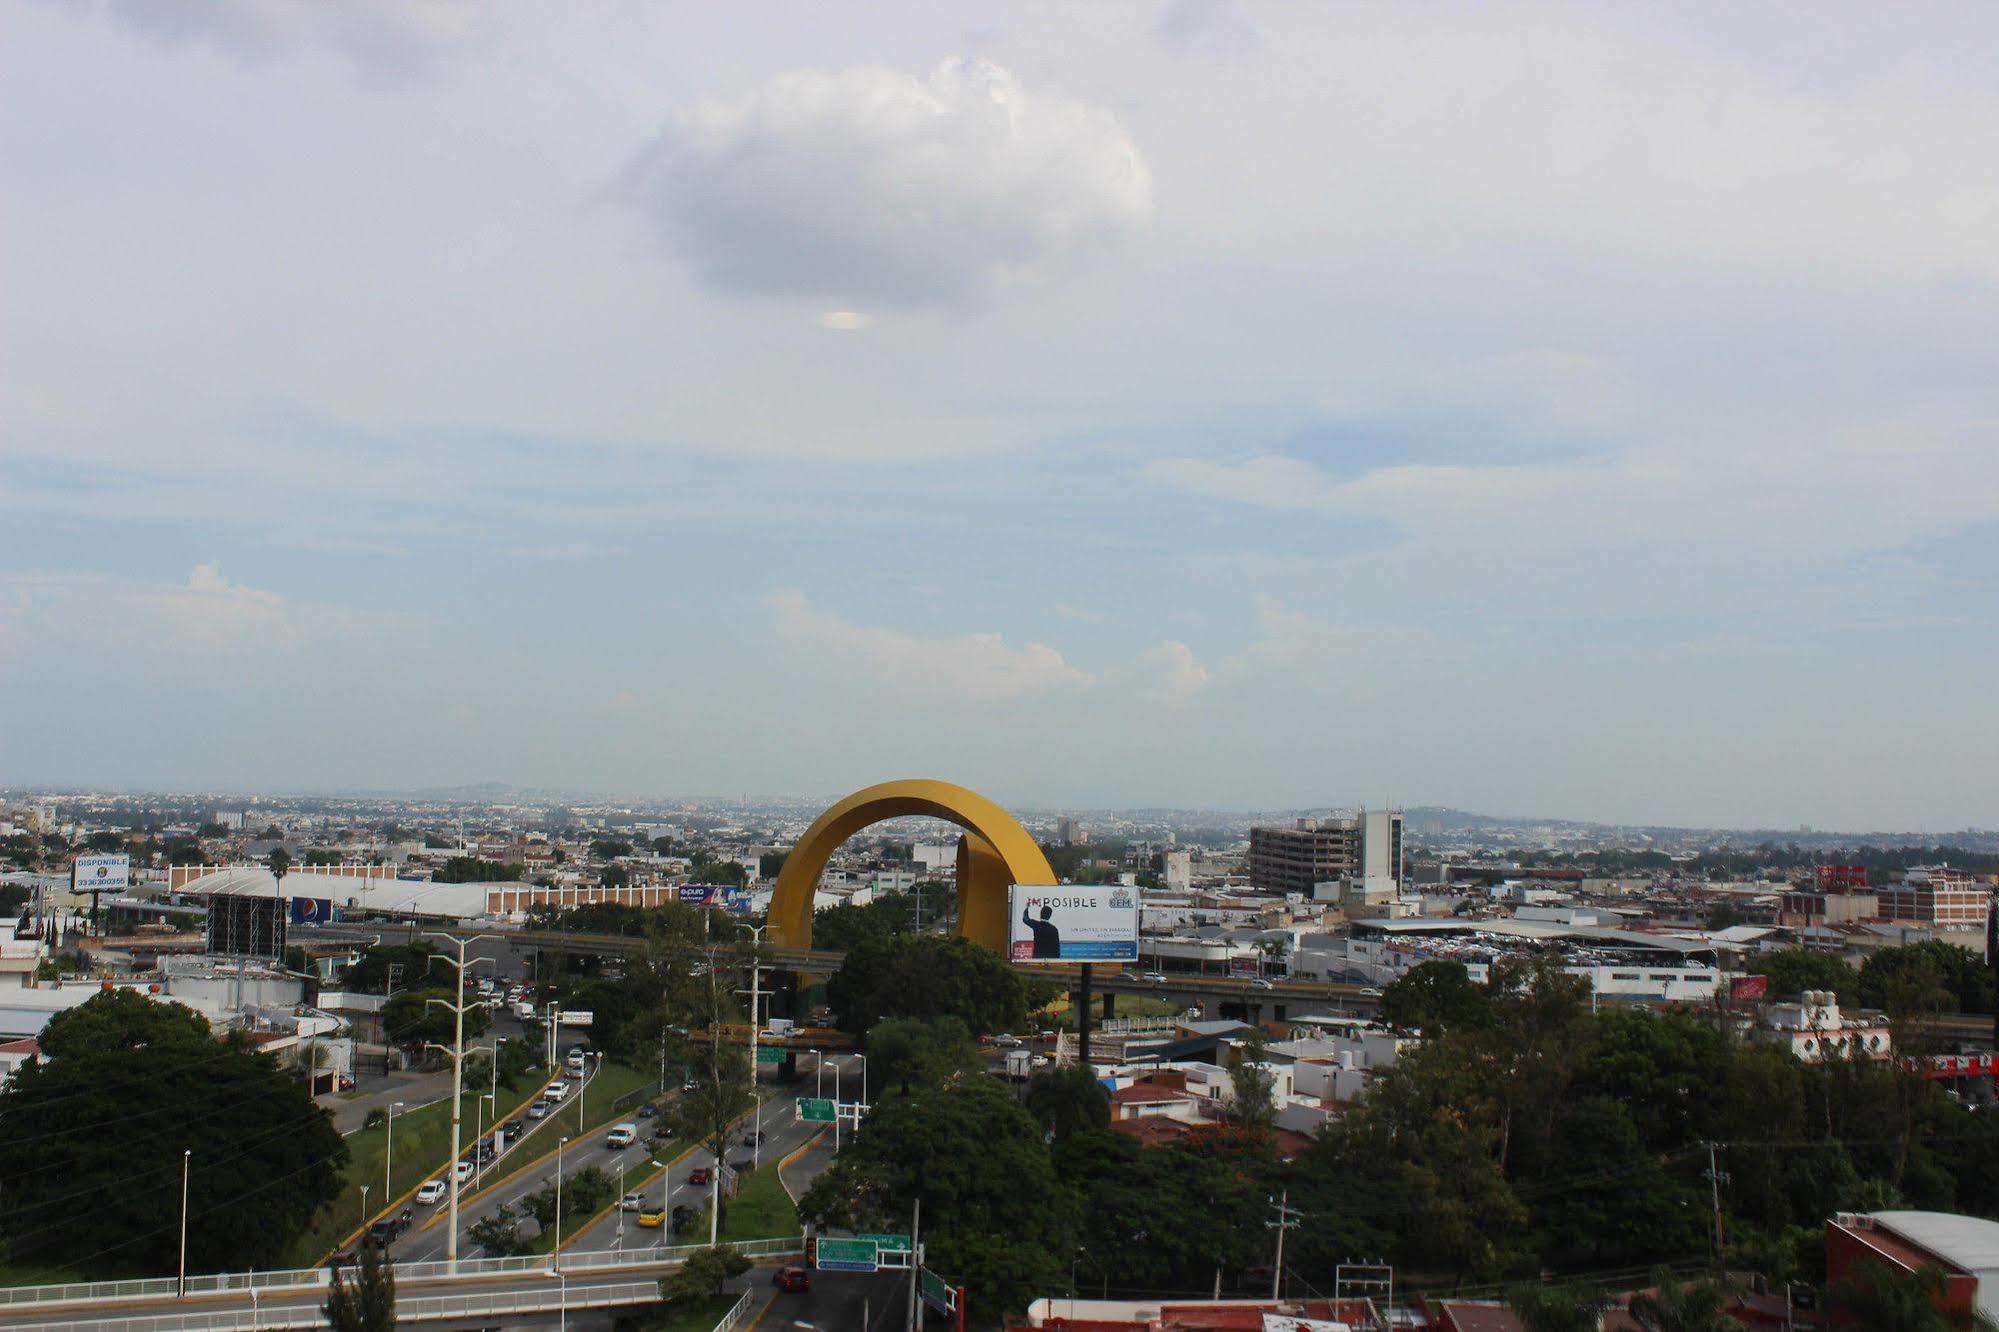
[724,889,754,914]
[289,897,334,925]
[1729,973,1770,1003]
[678,885,715,905]
[1007,885,1138,963]
[73,855,130,891]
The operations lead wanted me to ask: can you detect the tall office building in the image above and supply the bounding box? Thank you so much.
[1248,809,1403,897]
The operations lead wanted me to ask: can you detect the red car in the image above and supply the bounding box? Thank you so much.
[772,1266,811,1293]
[687,1166,711,1186]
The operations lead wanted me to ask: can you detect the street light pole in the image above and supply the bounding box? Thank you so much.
[423,931,494,1276]
[811,1049,823,1097]
[177,1149,191,1297]
[554,1136,569,1270]
[383,1100,403,1205]
[834,1061,843,1153]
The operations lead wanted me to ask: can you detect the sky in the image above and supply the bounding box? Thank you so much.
[3,1,1996,831]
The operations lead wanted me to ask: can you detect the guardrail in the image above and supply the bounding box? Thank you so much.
[714,1284,759,1332]
[23,1279,669,1331]
[0,1235,807,1313]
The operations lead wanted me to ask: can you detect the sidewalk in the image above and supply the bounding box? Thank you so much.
[317,1064,457,1135]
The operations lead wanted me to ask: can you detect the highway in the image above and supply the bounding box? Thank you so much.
[392,1054,858,1264]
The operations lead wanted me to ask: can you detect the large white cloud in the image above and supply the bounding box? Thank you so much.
[628,58,1153,311]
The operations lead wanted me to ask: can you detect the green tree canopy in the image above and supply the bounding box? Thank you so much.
[1860,942,1995,1016]
[1379,959,1492,1032]
[0,993,347,1277]
[867,1015,983,1097]
[1749,948,1859,1001]
[801,1073,1075,1316]
[1024,1063,1112,1142]
[433,856,523,883]
[381,986,490,1048]
[36,986,212,1059]
[827,933,1027,1038]
[323,1238,395,1332]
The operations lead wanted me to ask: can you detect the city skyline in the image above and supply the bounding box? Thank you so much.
[4,3,1997,830]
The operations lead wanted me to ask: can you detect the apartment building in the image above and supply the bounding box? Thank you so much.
[1877,867,1990,930]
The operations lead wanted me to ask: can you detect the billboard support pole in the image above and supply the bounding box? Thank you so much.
[1078,963,1092,1066]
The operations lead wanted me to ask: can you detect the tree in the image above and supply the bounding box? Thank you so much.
[1827,1258,1997,1331]
[1024,1064,1111,1142]
[1225,1031,1277,1130]
[467,1204,530,1256]
[1750,949,1859,1001]
[660,1244,750,1305]
[590,839,633,861]
[1627,1268,1739,1332]
[268,846,293,880]
[827,933,1028,1038]
[800,1073,1075,1316]
[433,856,522,883]
[1507,1284,1612,1332]
[867,1015,982,1097]
[600,863,630,890]
[341,942,437,995]
[323,1238,395,1332]
[521,1183,559,1234]
[1861,942,1994,1016]
[382,986,490,1048]
[35,986,210,1058]
[1380,960,1491,1032]
[0,993,348,1277]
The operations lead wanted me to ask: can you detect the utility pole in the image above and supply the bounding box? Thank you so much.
[1077,963,1093,1065]
[907,1196,922,1332]
[1704,1141,1730,1257]
[1266,1191,1301,1301]
[423,931,494,1276]
[737,924,771,1170]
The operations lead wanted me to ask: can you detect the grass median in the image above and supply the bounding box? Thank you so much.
[413,1058,658,1237]
[690,1160,800,1243]
[282,1066,550,1268]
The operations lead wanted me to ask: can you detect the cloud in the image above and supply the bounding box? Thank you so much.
[1143,454,1342,511]
[185,561,281,605]
[628,58,1153,311]
[1135,640,1210,705]
[94,0,489,76]
[767,589,1092,702]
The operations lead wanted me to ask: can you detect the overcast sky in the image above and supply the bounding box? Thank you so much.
[4,2,1996,830]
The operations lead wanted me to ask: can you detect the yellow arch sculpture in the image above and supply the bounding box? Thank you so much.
[768,779,1058,955]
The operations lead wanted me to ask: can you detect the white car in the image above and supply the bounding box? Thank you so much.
[544,1081,569,1100]
[527,1100,551,1119]
[604,1123,638,1150]
[453,1159,474,1183]
[1142,972,1168,983]
[415,1179,446,1205]
[618,1191,646,1212]
[565,1052,586,1073]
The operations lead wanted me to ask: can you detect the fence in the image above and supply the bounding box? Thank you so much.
[20,1280,670,1331]
[0,1234,806,1314]
[713,1284,759,1332]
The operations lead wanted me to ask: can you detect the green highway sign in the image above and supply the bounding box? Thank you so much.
[799,1097,836,1122]
[920,1268,957,1315]
[815,1238,878,1272]
[860,1231,911,1251]
[756,1046,786,1065]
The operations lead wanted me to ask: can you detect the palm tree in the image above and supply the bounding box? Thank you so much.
[1508,1282,1611,1332]
[1826,1259,1998,1332]
[1627,1268,1737,1332]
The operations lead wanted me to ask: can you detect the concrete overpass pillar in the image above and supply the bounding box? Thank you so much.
[1102,990,1117,1020]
